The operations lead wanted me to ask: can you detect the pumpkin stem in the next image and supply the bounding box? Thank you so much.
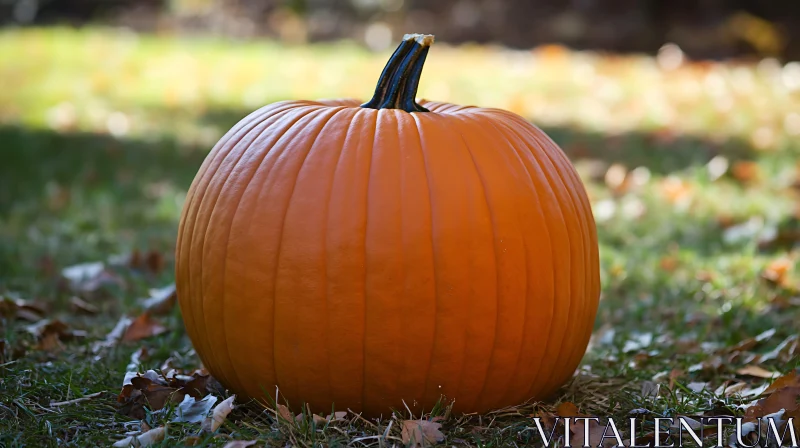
[361,33,434,113]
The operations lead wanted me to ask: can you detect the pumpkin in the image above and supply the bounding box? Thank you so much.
[175,33,600,417]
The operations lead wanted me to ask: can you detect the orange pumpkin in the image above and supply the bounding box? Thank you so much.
[175,34,600,417]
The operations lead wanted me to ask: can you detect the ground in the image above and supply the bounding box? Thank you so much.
[0,28,798,447]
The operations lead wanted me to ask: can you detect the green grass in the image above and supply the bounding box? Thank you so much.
[0,27,799,446]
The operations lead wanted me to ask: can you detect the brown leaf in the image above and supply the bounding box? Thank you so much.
[401,419,445,447]
[731,160,761,184]
[122,312,167,342]
[556,402,587,417]
[202,395,236,432]
[744,386,800,434]
[25,319,84,352]
[762,257,795,288]
[117,372,184,419]
[0,297,46,322]
[128,249,166,275]
[737,365,780,379]
[764,371,799,395]
[276,404,294,422]
[131,376,183,410]
[178,373,212,399]
[729,328,776,353]
[668,368,683,388]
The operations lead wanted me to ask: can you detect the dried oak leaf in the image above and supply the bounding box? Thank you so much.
[737,365,779,379]
[275,404,294,422]
[401,419,445,447]
[202,395,236,432]
[556,402,588,417]
[764,370,799,395]
[117,372,184,419]
[112,426,165,447]
[25,319,85,352]
[744,386,800,433]
[122,312,167,342]
[155,370,213,400]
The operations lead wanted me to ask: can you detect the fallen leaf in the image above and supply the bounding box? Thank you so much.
[326,411,347,421]
[177,372,212,399]
[570,419,621,448]
[686,382,709,393]
[668,368,683,388]
[0,297,46,322]
[401,419,445,447]
[122,312,167,342]
[61,261,125,298]
[117,372,184,419]
[556,402,585,417]
[131,376,182,410]
[172,394,218,423]
[641,381,660,399]
[61,261,105,286]
[276,404,294,422]
[715,381,749,396]
[141,284,177,316]
[729,328,776,352]
[25,319,85,352]
[93,316,133,352]
[112,426,165,447]
[744,386,800,434]
[126,347,148,372]
[69,296,98,315]
[127,249,166,274]
[762,257,795,287]
[202,395,235,432]
[737,365,780,379]
[312,414,327,425]
[222,441,257,448]
[764,370,799,395]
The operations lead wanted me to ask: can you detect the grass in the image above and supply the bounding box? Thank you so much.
[0,27,799,446]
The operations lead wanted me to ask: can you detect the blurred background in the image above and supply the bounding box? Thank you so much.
[1,1,798,347]
[2,0,800,59]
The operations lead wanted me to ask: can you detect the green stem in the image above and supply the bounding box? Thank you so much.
[361,34,434,112]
